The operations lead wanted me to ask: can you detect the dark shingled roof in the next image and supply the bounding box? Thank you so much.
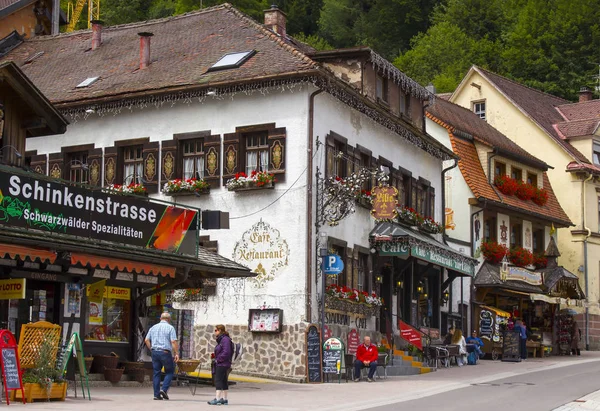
[474,262,544,294]
[0,4,317,105]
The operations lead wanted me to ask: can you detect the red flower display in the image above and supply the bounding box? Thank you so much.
[532,187,549,206]
[533,253,548,269]
[494,175,518,196]
[480,241,508,264]
[508,247,534,267]
[515,181,535,201]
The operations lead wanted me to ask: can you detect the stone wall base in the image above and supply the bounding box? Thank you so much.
[193,323,308,379]
[574,313,600,351]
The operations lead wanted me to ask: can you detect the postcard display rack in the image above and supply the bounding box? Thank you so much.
[32,290,47,322]
[557,313,573,355]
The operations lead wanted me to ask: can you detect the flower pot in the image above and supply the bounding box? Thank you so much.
[14,382,67,402]
[122,361,145,374]
[91,354,119,373]
[127,368,146,383]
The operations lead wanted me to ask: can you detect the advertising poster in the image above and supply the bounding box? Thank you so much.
[88,301,103,325]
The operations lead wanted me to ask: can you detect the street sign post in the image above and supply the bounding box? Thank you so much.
[323,255,344,275]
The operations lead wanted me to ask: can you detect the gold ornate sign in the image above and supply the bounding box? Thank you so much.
[225,145,237,175]
[104,157,115,184]
[233,219,289,288]
[206,147,218,176]
[270,141,283,170]
[371,186,398,220]
[145,153,156,182]
[162,151,174,180]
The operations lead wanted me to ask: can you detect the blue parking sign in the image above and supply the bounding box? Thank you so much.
[323,254,344,275]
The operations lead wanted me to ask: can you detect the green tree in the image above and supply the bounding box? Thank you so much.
[293,33,334,51]
[317,0,364,48]
[100,0,153,26]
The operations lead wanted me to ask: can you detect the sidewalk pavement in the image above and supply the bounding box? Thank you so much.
[5,352,600,410]
[554,389,600,411]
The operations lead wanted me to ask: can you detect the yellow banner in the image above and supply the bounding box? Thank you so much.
[88,280,106,303]
[0,278,26,300]
[106,286,130,300]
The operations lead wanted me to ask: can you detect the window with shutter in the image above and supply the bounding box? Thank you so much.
[161,140,178,184]
[29,153,47,175]
[203,135,221,187]
[67,151,89,183]
[222,132,241,185]
[87,148,102,187]
[325,133,348,179]
[104,147,118,186]
[142,142,159,190]
[123,145,143,185]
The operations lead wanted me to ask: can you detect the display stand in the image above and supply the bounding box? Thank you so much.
[557,314,573,355]
[60,333,91,400]
[322,337,344,384]
[0,330,25,405]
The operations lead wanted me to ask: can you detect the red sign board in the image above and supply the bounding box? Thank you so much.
[371,186,398,220]
[347,329,360,355]
[399,320,423,350]
[323,325,332,340]
[0,329,25,404]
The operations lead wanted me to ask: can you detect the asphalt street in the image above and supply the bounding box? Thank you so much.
[365,360,600,411]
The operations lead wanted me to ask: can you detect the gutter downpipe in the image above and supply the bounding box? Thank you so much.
[306,88,323,323]
[441,157,458,319]
[582,172,593,350]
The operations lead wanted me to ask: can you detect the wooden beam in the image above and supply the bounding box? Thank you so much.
[468,197,480,205]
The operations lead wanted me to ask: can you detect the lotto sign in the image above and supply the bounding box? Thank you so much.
[0,279,25,300]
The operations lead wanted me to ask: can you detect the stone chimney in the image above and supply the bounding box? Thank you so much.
[138,32,153,70]
[91,20,103,50]
[264,5,287,39]
[579,86,593,103]
[544,236,561,269]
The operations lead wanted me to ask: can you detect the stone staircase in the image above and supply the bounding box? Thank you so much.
[379,349,434,377]
[76,372,153,388]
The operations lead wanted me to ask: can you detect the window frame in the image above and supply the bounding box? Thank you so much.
[527,172,538,187]
[473,100,486,120]
[376,74,389,104]
[122,145,144,185]
[484,215,497,242]
[532,228,545,254]
[511,167,522,182]
[67,151,89,184]
[593,142,600,165]
[510,221,523,248]
[494,161,506,179]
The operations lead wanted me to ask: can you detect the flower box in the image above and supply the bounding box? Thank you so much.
[13,382,67,403]
[480,241,508,264]
[163,178,210,196]
[226,171,276,191]
[163,188,210,196]
[325,294,380,317]
[228,181,274,192]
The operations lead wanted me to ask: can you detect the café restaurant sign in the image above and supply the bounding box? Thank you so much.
[371,186,398,220]
[506,267,543,286]
[0,169,198,255]
[379,242,474,276]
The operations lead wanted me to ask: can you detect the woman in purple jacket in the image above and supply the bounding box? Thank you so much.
[208,324,233,406]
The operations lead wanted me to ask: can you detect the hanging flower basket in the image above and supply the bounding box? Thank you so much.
[398,206,419,226]
[480,241,508,265]
[494,175,518,196]
[508,246,534,267]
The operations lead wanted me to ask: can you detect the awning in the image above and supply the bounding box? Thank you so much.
[0,242,57,263]
[71,252,176,278]
[529,294,586,306]
[370,221,476,277]
[539,266,585,299]
[480,305,511,318]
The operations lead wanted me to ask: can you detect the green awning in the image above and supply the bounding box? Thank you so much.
[369,221,476,277]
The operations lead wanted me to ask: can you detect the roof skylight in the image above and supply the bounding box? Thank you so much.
[208,50,256,72]
[76,76,99,88]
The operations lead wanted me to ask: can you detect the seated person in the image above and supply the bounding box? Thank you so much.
[354,336,378,382]
[443,327,454,345]
[465,330,484,358]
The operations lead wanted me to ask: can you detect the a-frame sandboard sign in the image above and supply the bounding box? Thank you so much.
[60,333,91,400]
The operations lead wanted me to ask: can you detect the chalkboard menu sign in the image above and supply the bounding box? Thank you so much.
[305,325,322,383]
[322,337,344,375]
[501,330,521,362]
[1,348,20,389]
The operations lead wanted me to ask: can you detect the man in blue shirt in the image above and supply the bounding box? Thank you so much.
[465,330,484,358]
[145,312,179,400]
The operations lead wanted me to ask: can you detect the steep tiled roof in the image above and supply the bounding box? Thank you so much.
[1,4,317,105]
[427,101,572,226]
[474,67,591,164]
[427,98,547,169]
[0,0,27,11]
[557,99,600,121]
[555,119,600,138]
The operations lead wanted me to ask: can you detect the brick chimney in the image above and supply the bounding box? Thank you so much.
[138,32,153,70]
[91,20,103,50]
[264,5,286,39]
[579,86,593,102]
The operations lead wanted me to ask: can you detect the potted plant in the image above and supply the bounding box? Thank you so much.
[509,246,534,267]
[253,170,276,187]
[105,183,147,196]
[357,190,373,207]
[533,252,548,269]
[419,217,443,234]
[532,187,549,206]
[480,241,508,264]
[515,181,535,201]
[399,206,419,225]
[226,170,276,191]
[163,178,210,195]
[17,336,67,402]
[494,175,519,196]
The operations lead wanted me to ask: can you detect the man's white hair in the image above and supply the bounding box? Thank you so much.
[160,312,171,320]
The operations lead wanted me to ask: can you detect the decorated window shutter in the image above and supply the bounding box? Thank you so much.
[411,177,418,210]
[161,140,178,185]
[222,132,241,185]
[142,142,159,188]
[104,146,118,186]
[428,186,435,219]
[267,127,286,176]
[325,134,336,178]
[30,154,47,175]
[204,135,221,187]
[370,157,379,189]
[48,153,64,179]
[87,148,102,187]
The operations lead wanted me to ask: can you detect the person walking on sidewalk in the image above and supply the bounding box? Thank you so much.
[353,336,378,382]
[145,312,179,401]
[208,324,233,406]
[514,320,527,360]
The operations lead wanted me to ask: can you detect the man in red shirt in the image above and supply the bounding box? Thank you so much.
[354,336,378,382]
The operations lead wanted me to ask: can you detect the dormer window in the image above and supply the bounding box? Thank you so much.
[593,142,600,165]
[527,172,538,187]
[376,75,388,103]
[511,167,522,181]
[208,50,256,72]
[494,161,506,178]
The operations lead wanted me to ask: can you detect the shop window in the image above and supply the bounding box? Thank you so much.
[510,222,522,248]
[85,287,131,343]
[123,145,143,185]
[494,161,506,179]
[357,253,369,292]
[511,167,522,182]
[473,101,486,121]
[245,131,269,175]
[376,75,388,103]
[527,172,538,187]
[182,138,205,179]
[533,228,545,254]
[484,216,497,242]
[67,151,89,183]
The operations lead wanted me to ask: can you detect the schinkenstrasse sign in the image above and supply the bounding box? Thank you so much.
[0,169,198,255]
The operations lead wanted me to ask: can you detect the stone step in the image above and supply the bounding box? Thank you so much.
[381,365,422,376]
[83,372,151,382]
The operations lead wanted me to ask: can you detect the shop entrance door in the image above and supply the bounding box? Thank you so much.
[14,281,61,341]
